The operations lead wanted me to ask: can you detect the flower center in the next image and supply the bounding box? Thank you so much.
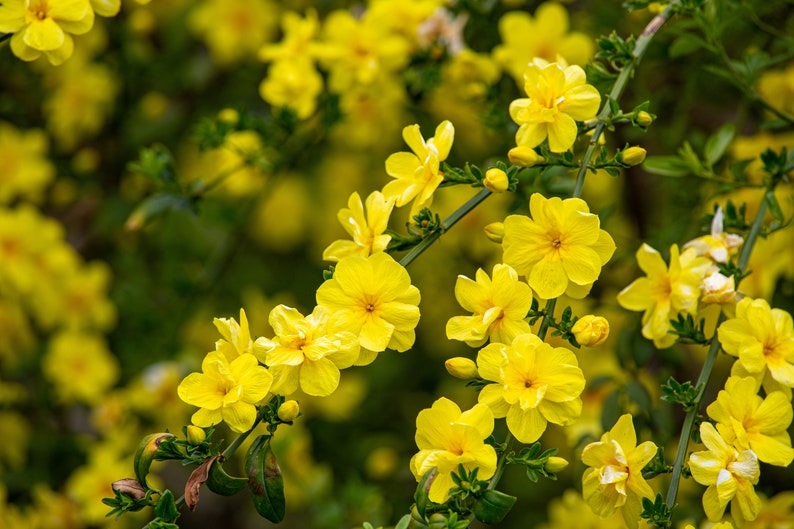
[29,0,49,20]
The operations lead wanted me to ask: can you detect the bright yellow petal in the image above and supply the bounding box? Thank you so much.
[546,113,577,153]
[24,18,65,51]
[222,401,257,433]
[300,357,340,396]
[506,404,547,443]
[528,254,569,299]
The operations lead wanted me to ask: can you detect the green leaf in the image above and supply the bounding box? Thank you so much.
[472,489,517,524]
[125,193,195,231]
[153,490,179,522]
[704,123,735,166]
[765,192,784,222]
[669,34,707,58]
[395,514,411,529]
[245,435,285,523]
[414,467,438,518]
[642,155,691,177]
[205,455,247,496]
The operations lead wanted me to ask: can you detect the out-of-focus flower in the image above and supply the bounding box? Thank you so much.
[477,333,585,443]
[315,253,420,363]
[90,0,119,17]
[409,397,496,503]
[581,414,657,529]
[416,6,467,55]
[571,315,610,347]
[255,305,359,396]
[259,59,323,119]
[617,244,711,348]
[0,122,55,204]
[683,207,744,264]
[446,263,533,347]
[689,422,761,524]
[509,60,601,153]
[42,331,119,405]
[718,297,794,396]
[0,0,95,65]
[707,376,794,467]
[383,120,455,217]
[493,2,594,85]
[177,351,273,433]
[503,193,615,300]
[322,191,395,262]
[259,9,320,64]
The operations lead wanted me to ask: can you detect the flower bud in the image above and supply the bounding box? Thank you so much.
[483,222,505,244]
[544,456,569,473]
[636,111,653,127]
[571,315,610,347]
[618,146,647,167]
[445,357,478,380]
[508,145,544,167]
[700,271,736,305]
[186,425,206,445]
[277,400,300,422]
[483,168,509,193]
[217,108,239,124]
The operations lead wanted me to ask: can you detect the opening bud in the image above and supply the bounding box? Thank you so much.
[618,146,647,167]
[277,400,300,422]
[445,357,478,380]
[544,456,569,473]
[508,146,544,167]
[571,315,610,347]
[186,425,207,445]
[483,168,509,193]
[483,222,505,244]
[700,271,736,305]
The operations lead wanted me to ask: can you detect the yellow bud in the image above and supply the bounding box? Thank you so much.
[544,456,569,473]
[483,168,509,193]
[445,357,478,380]
[217,108,239,124]
[277,400,300,422]
[571,315,610,347]
[619,146,647,167]
[186,425,206,445]
[483,222,505,244]
[508,146,544,167]
[637,111,653,127]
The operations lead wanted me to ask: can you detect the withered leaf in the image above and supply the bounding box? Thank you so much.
[184,455,223,511]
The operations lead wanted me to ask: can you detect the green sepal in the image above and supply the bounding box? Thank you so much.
[472,489,516,524]
[206,455,247,496]
[414,466,438,518]
[245,435,286,523]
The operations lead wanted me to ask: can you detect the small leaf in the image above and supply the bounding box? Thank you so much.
[125,193,195,231]
[206,455,248,496]
[642,156,691,177]
[153,490,179,522]
[395,514,411,529]
[472,489,517,524]
[414,467,438,518]
[704,123,736,166]
[765,192,784,221]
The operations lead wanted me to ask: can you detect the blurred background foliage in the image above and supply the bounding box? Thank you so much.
[1,0,793,528]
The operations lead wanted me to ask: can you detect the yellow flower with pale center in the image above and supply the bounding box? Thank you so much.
[315,252,420,365]
[509,60,601,153]
[492,2,595,85]
[382,120,455,217]
[689,422,761,524]
[409,397,496,503]
[617,243,711,349]
[476,333,585,443]
[718,297,794,396]
[581,414,657,529]
[0,0,95,65]
[254,305,359,396]
[707,376,794,467]
[446,263,533,347]
[322,191,396,262]
[177,351,273,433]
[502,193,616,300]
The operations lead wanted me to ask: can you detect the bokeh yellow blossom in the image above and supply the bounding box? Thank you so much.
[581,413,657,529]
[445,263,533,347]
[409,397,496,503]
[259,60,323,119]
[42,331,119,405]
[477,333,585,443]
[0,122,55,204]
[502,193,616,300]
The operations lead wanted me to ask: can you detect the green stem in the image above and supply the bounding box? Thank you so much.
[664,188,770,511]
[537,299,558,341]
[399,188,492,268]
[486,432,514,491]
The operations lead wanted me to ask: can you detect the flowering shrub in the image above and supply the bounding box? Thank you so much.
[1,1,793,529]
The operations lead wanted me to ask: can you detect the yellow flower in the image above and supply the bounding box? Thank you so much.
[177,351,273,433]
[618,146,647,166]
[0,122,55,204]
[213,308,257,362]
[322,191,395,262]
[445,263,534,347]
[707,376,794,467]
[617,244,711,349]
[689,422,761,524]
[571,315,610,347]
[718,297,794,396]
[492,2,595,85]
[0,0,95,65]
[409,397,497,503]
[259,9,320,64]
[581,414,657,529]
[476,333,585,443]
[382,120,455,217]
[259,59,324,119]
[42,331,119,405]
[700,270,737,306]
[89,0,119,17]
[502,193,616,300]
[255,305,359,396]
[683,206,744,264]
[315,252,421,364]
[509,60,601,153]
